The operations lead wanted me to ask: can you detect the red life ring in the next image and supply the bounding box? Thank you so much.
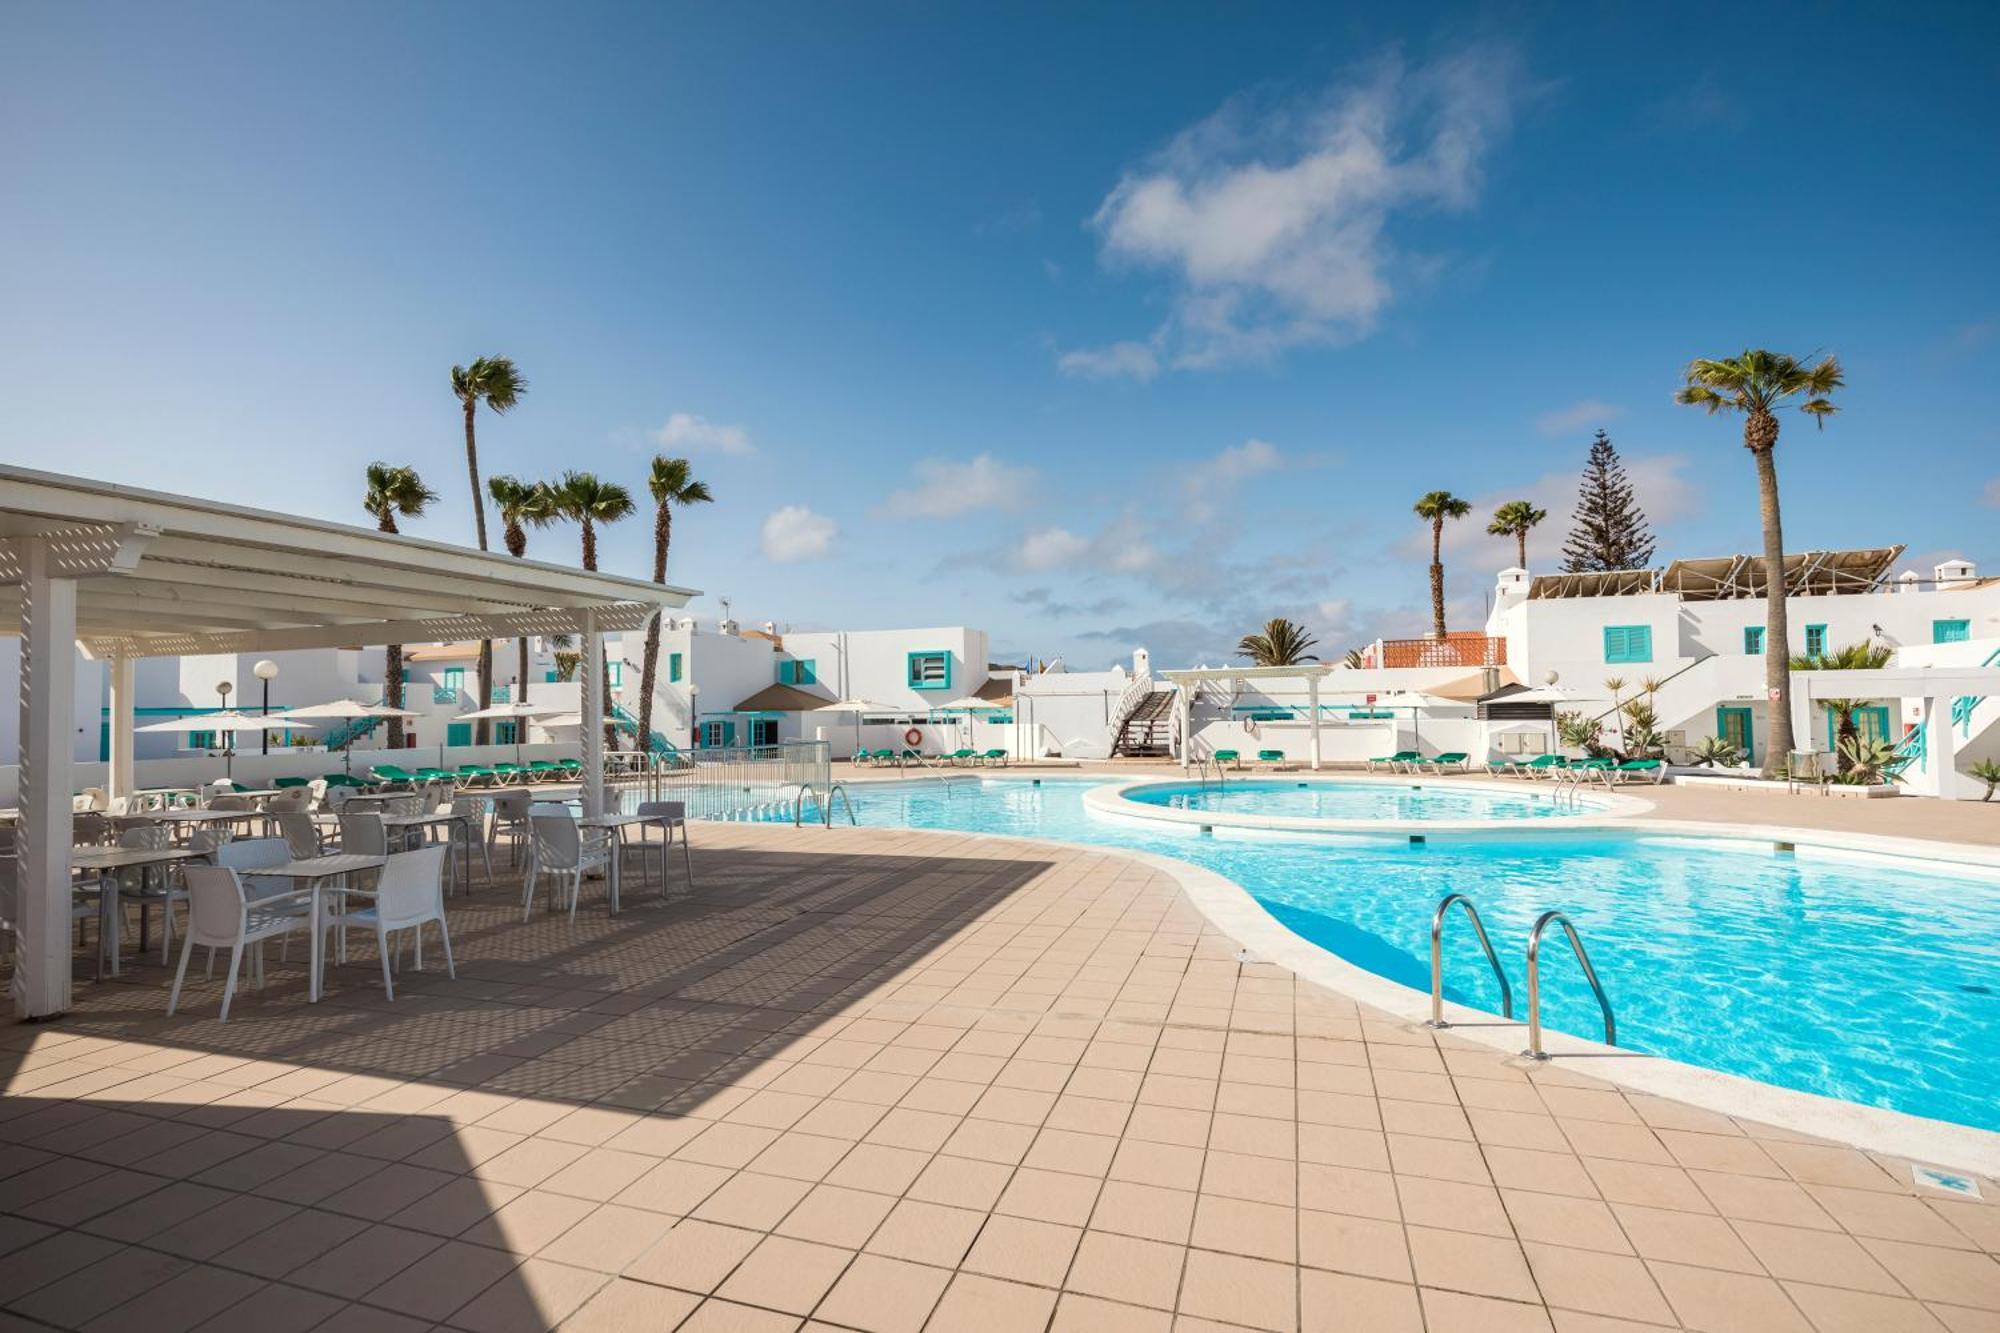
[904,726,923,747]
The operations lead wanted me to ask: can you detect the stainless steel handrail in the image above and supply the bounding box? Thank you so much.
[1426,893,1513,1028]
[790,783,819,827]
[825,782,857,826]
[1523,910,1616,1058]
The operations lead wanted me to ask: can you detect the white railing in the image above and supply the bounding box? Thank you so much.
[628,741,833,819]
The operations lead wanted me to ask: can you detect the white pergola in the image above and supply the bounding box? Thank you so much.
[1792,666,2000,799]
[1160,665,1339,770]
[1,465,697,1019]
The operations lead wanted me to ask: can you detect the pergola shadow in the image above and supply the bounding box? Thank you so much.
[0,842,1060,1329]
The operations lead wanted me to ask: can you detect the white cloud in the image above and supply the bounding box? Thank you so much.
[1183,438,1285,520]
[881,453,1037,518]
[1056,340,1160,382]
[1016,527,1093,571]
[1535,399,1622,438]
[1071,50,1517,374]
[761,505,836,562]
[653,412,755,456]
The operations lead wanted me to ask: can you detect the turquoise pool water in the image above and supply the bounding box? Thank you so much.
[758,778,2000,1133]
[1126,778,1591,821]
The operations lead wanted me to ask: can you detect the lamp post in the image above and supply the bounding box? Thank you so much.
[688,685,701,749]
[253,659,279,754]
[216,680,235,778]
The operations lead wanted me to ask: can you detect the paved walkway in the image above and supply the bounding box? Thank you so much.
[3,822,1997,1332]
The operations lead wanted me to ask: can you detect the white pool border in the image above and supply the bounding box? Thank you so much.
[1084,774,1652,836]
[813,772,2000,1179]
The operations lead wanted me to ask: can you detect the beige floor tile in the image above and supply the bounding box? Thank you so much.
[996,1166,1101,1226]
[1649,1261,1814,1333]
[713,1235,853,1316]
[536,1203,677,1273]
[691,1172,813,1231]
[624,1219,762,1294]
[1298,1270,1422,1333]
[360,1238,518,1321]
[10,1244,189,1328]
[1191,1194,1296,1263]
[1063,1230,1183,1309]
[215,1208,368,1278]
[1520,1243,1673,1325]
[462,1191,600,1255]
[810,1253,950,1333]
[821,1144,929,1196]
[1862,1239,2000,1309]
[288,1224,444,1298]
[188,1277,346,1333]
[1420,1288,1557,1333]
[1179,1248,1297,1331]
[560,1276,702,1333]
[678,1297,802,1331]
[1780,1282,1953,1333]
[1397,1177,1513,1238]
[864,1199,984,1267]
[1089,1180,1196,1245]
[1299,1210,1410,1282]
[923,1272,1057,1333]
[1109,1140,1206,1192]
[904,1156,1012,1211]
[1610,1201,1763,1273]
[84,1261,265,1333]
[962,1215,1081,1288]
[775,1183,897,1249]
[1732,1218,1904,1293]
[1050,1291,1172,1331]
[1408,1226,1538,1303]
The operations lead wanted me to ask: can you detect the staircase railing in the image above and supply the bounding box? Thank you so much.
[1952,647,2000,736]
[323,699,389,751]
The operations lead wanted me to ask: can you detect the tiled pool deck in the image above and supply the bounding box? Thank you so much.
[4,819,1998,1331]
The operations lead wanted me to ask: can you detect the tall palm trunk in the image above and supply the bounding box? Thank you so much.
[377,512,408,748]
[636,505,671,752]
[1428,523,1448,638]
[1748,409,1793,774]
[463,402,494,746]
[1515,530,1528,569]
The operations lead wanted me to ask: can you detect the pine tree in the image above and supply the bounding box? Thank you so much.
[1560,430,1656,572]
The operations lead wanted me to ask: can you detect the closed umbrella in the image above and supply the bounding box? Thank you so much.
[263,698,421,773]
[456,701,563,766]
[824,697,894,754]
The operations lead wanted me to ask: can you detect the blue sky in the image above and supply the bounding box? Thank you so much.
[4,2,1996,668]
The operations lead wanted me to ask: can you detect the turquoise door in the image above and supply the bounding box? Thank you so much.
[446,722,471,747]
[1717,706,1754,758]
[1827,706,1891,749]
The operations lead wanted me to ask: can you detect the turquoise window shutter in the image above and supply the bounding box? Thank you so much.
[1934,619,1971,644]
[1805,624,1828,656]
[1603,625,1652,663]
[1744,626,1765,654]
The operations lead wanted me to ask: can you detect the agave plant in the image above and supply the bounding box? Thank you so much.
[1690,735,1743,769]
[1971,759,2000,802]
[1556,710,1603,755]
[1834,735,1899,785]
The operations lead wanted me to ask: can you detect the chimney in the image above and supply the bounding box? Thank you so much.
[1935,558,1977,589]
[1493,567,1530,613]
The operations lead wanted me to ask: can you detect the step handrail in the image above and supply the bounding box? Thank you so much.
[824,782,857,826]
[790,782,821,827]
[1426,893,1513,1028]
[1523,910,1616,1058]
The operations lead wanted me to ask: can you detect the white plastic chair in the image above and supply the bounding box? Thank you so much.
[276,812,323,861]
[492,791,533,866]
[113,824,187,964]
[523,805,609,921]
[318,845,452,1001]
[636,800,694,894]
[447,795,493,890]
[168,864,314,1020]
[338,812,387,857]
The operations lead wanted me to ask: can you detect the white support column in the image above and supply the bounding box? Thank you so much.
[1922,694,1959,800]
[1175,685,1191,771]
[15,540,79,1019]
[107,654,137,805]
[580,609,605,819]
[1308,675,1322,772]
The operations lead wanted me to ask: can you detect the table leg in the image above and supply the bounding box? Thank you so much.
[308,882,323,1003]
[99,872,120,978]
[608,834,621,916]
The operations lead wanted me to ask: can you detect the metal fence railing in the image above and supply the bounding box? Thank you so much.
[608,741,832,820]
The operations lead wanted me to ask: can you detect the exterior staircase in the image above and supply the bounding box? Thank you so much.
[323,698,389,751]
[1112,688,1175,757]
[611,703,683,760]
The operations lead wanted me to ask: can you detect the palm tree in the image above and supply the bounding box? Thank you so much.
[452,357,528,743]
[361,463,438,749]
[552,471,637,750]
[488,475,558,703]
[1677,349,1843,774]
[1487,500,1547,570]
[636,457,713,752]
[1236,618,1319,667]
[1790,639,1891,774]
[1413,491,1473,638]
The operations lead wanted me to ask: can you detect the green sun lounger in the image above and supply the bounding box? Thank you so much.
[1211,749,1242,768]
[980,749,1007,766]
[272,776,309,789]
[1614,757,1667,784]
[1256,749,1288,768]
[370,764,418,788]
[1419,752,1470,773]
[1367,751,1419,772]
[456,764,497,786]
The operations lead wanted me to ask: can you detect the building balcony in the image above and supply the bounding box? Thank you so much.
[1374,633,1507,669]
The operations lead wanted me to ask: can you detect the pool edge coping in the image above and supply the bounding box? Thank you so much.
[1083,774,1654,835]
[793,793,2000,1181]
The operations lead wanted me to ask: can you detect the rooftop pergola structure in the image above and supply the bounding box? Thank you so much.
[1,465,696,1019]
[1160,665,1339,769]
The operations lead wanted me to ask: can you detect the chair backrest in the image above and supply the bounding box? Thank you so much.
[493,791,530,821]
[72,813,109,846]
[182,864,248,942]
[338,812,387,857]
[324,784,351,812]
[106,795,131,817]
[374,845,447,925]
[189,828,235,855]
[636,801,686,822]
[78,787,109,812]
[308,779,329,803]
[265,788,310,813]
[118,825,170,851]
[529,809,581,869]
[276,813,322,860]
[208,795,251,812]
[217,837,290,872]
[449,795,484,822]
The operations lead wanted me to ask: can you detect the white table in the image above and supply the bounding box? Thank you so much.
[257,854,387,1002]
[71,845,212,976]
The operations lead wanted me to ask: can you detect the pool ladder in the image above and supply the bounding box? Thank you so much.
[1425,894,1616,1060]
[1195,755,1229,790]
[790,782,859,827]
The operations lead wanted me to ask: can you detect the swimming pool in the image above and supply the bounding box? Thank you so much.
[758,777,2000,1135]
[1123,777,1595,822]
